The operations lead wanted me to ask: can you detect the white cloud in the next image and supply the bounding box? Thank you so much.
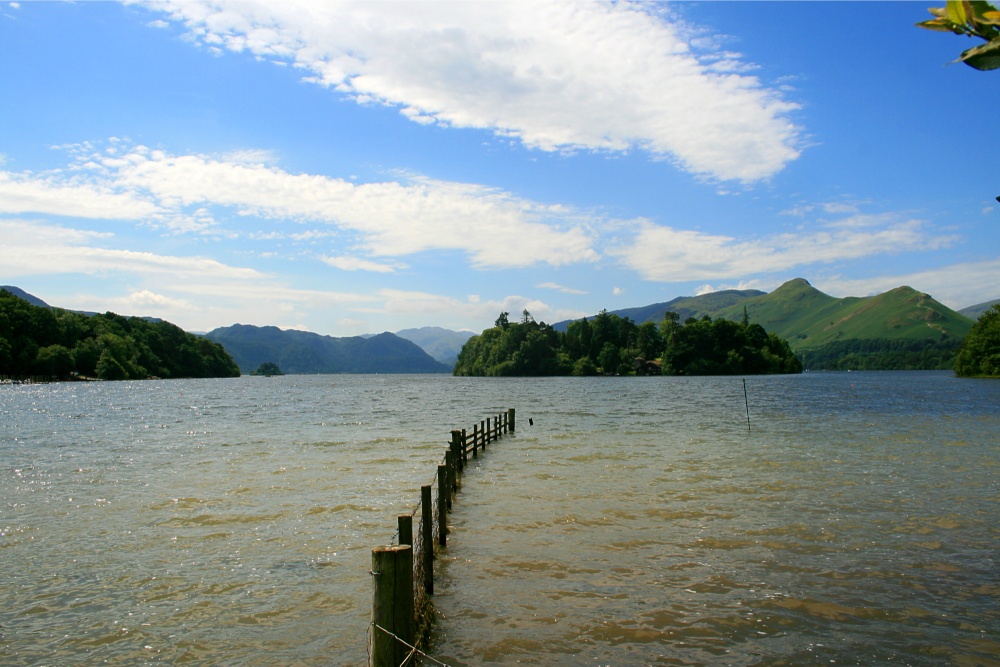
[614,214,958,282]
[133,0,802,182]
[116,289,193,311]
[375,289,558,328]
[0,171,162,220]
[0,218,385,332]
[3,142,599,269]
[695,280,768,296]
[0,218,263,280]
[537,282,586,295]
[322,255,399,273]
[815,257,1000,310]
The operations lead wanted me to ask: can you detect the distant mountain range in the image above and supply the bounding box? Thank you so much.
[204,324,450,374]
[0,285,50,308]
[553,288,766,332]
[959,298,1000,321]
[394,327,474,367]
[4,280,993,373]
[556,278,974,354]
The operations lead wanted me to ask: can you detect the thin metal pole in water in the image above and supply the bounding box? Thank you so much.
[743,378,751,432]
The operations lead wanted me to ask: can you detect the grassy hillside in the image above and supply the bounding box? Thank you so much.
[717,278,974,352]
[554,278,973,370]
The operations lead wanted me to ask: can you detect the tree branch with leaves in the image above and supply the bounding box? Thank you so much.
[917,0,1000,70]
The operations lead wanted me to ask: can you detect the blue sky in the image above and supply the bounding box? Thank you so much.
[2,1,998,336]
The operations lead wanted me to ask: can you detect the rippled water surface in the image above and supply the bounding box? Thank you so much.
[2,372,998,666]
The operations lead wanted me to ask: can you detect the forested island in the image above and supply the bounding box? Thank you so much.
[0,290,240,381]
[454,309,802,376]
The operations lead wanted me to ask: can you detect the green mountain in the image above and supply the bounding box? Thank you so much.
[717,278,973,351]
[205,324,450,374]
[554,278,975,370]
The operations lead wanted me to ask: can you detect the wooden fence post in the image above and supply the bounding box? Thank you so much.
[444,450,454,508]
[397,514,412,546]
[508,407,515,433]
[437,464,448,547]
[421,485,433,595]
[451,430,465,467]
[370,544,414,667]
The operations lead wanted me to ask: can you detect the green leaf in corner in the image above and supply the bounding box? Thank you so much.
[917,16,963,32]
[958,37,1000,69]
[946,0,970,25]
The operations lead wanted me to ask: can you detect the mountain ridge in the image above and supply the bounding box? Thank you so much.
[959,298,1000,321]
[552,278,973,352]
[4,282,989,371]
[204,323,450,375]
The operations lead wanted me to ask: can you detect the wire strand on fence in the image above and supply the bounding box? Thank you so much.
[371,622,453,667]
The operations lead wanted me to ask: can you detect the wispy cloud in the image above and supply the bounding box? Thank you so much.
[3,142,600,269]
[133,0,802,182]
[537,282,586,295]
[0,170,162,220]
[614,214,958,282]
[815,258,1000,310]
[322,255,400,273]
[0,218,262,280]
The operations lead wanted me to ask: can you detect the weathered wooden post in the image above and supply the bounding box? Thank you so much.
[420,485,433,595]
[437,464,448,547]
[444,449,454,508]
[508,407,515,433]
[451,430,465,467]
[370,544,414,667]
[480,420,486,447]
[397,514,412,546]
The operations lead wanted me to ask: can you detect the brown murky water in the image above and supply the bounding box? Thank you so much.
[2,372,997,665]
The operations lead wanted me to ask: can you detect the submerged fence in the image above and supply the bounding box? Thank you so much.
[369,408,516,667]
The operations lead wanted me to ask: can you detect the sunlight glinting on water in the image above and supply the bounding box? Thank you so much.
[2,372,998,665]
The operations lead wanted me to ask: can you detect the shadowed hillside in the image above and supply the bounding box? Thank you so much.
[205,324,450,374]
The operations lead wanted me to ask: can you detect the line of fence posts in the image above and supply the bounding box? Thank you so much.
[369,408,515,667]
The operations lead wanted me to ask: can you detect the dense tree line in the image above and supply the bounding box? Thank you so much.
[453,309,801,377]
[954,304,1000,377]
[0,290,240,381]
[798,338,962,371]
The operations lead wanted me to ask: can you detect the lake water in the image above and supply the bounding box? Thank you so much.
[1,372,997,666]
